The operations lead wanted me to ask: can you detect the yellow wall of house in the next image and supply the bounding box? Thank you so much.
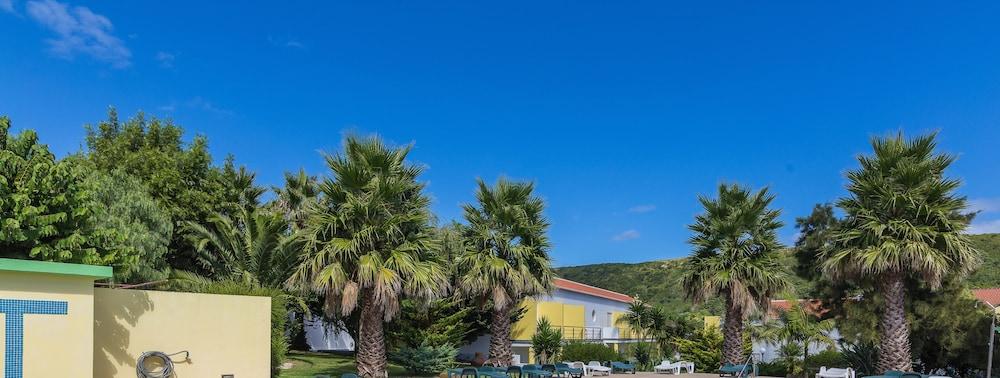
[537,301,564,326]
[0,271,96,377]
[513,299,538,340]
[562,304,584,328]
[611,311,627,333]
[93,288,271,378]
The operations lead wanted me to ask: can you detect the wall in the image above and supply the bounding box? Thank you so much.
[0,271,96,377]
[93,288,271,378]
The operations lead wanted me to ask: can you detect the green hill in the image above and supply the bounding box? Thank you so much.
[555,233,1000,313]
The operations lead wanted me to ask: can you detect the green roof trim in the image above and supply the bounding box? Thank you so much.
[0,258,113,279]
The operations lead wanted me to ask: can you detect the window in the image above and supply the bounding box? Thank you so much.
[605,312,613,327]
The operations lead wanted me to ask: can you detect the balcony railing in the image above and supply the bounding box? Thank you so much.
[553,326,648,342]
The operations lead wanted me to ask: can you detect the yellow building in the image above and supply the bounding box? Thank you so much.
[461,278,641,363]
[0,258,271,378]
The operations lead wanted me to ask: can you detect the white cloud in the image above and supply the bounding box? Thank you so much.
[155,51,174,68]
[628,204,656,214]
[967,219,1000,235]
[612,229,640,241]
[1,0,15,13]
[26,0,130,68]
[268,35,305,49]
[969,198,1000,214]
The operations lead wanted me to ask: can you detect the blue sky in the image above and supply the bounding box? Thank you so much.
[2,1,999,266]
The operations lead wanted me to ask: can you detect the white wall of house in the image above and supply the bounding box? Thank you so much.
[304,316,356,351]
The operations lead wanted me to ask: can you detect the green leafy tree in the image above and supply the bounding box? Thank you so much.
[0,116,124,267]
[793,204,839,283]
[456,178,555,366]
[682,183,791,365]
[821,133,980,372]
[531,318,563,364]
[83,169,173,283]
[292,136,448,378]
[675,325,724,370]
[84,108,255,275]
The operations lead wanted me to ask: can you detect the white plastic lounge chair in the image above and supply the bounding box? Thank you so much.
[587,361,611,376]
[816,367,855,378]
[569,362,588,376]
[654,360,681,374]
[512,354,525,367]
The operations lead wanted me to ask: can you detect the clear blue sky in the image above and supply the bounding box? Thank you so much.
[2,1,999,266]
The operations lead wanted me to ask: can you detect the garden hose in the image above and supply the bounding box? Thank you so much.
[136,350,188,378]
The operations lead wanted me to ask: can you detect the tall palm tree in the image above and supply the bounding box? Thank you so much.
[184,206,300,288]
[682,183,791,365]
[616,299,652,341]
[272,168,320,229]
[291,136,448,378]
[820,133,979,372]
[457,178,555,366]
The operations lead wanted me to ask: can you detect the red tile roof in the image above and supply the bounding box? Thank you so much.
[554,278,634,303]
[769,299,829,317]
[972,288,1000,307]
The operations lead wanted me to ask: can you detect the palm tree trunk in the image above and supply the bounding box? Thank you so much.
[877,272,912,373]
[490,304,514,366]
[357,290,388,378]
[722,297,745,365]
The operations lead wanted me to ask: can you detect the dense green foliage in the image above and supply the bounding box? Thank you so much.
[560,342,619,363]
[391,342,458,376]
[674,325,724,370]
[184,206,300,288]
[83,169,173,282]
[0,116,140,272]
[531,318,563,364]
[84,109,255,275]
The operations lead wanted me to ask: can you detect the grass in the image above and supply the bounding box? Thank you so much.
[281,351,413,378]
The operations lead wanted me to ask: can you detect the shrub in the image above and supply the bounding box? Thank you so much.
[532,318,563,363]
[632,342,655,370]
[840,341,878,376]
[561,342,618,363]
[392,342,458,376]
[758,361,789,377]
[674,325,723,371]
[804,349,846,372]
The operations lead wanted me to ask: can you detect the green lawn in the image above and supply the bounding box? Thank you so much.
[281,351,412,378]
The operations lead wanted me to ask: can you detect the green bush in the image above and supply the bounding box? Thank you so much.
[632,342,655,370]
[392,342,458,376]
[561,342,618,363]
[674,326,723,371]
[804,349,846,372]
[758,361,789,377]
[532,318,563,363]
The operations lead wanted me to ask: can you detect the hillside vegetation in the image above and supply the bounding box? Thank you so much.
[555,233,1000,312]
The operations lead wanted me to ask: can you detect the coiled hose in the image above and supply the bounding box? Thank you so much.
[136,350,188,378]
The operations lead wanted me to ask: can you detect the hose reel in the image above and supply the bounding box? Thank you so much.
[136,350,189,378]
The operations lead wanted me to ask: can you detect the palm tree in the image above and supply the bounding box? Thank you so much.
[456,178,555,366]
[682,183,791,365]
[184,206,300,288]
[616,299,652,341]
[272,168,319,229]
[821,133,979,372]
[291,136,448,378]
[754,301,836,363]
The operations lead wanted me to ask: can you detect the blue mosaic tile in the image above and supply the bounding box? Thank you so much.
[0,299,68,378]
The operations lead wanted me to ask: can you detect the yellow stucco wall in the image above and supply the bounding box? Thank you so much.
[93,288,271,378]
[536,301,564,326]
[0,271,96,377]
[513,299,538,340]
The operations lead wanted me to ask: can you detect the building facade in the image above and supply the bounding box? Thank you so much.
[460,278,640,363]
